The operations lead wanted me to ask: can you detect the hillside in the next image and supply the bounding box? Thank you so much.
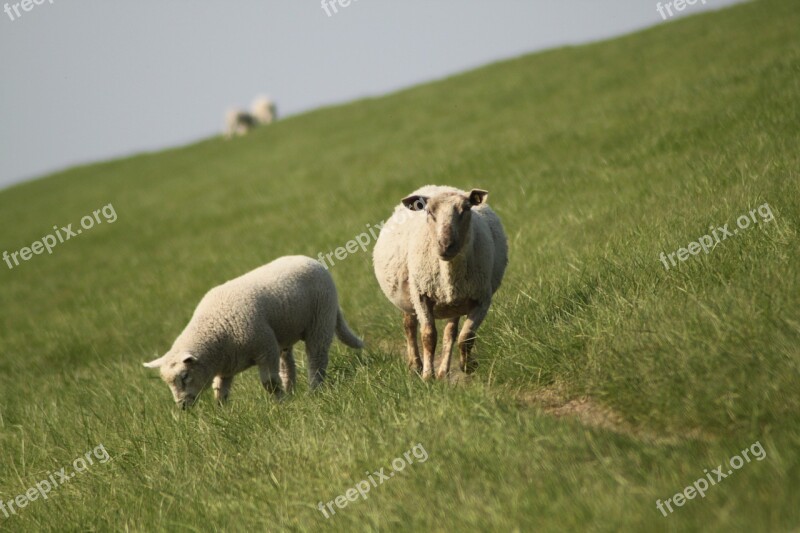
[0,0,798,530]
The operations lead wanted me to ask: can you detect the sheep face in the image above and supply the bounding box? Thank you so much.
[401,189,488,261]
[144,353,209,409]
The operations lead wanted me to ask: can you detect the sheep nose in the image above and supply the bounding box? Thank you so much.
[440,241,458,258]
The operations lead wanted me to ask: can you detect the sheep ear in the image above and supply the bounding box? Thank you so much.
[468,189,488,206]
[143,355,169,369]
[182,354,198,366]
[401,195,429,211]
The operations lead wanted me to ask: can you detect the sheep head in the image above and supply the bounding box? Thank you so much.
[144,352,209,409]
[401,188,488,261]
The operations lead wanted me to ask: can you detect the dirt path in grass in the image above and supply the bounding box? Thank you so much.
[514,382,715,444]
[377,342,712,443]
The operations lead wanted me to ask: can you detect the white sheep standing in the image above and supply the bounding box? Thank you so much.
[373,185,508,380]
[251,95,277,125]
[144,256,364,408]
[223,109,258,139]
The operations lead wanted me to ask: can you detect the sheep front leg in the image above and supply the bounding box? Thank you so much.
[436,317,459,380]
[256,330,283,400]
[280,347,297,394]
[213,376,233,404]
[416,297,437,381]
[458,302,490,374]
[403,313,422,373]
[259,358,283,400]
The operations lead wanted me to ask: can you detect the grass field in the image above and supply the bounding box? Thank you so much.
[1,0,799,530]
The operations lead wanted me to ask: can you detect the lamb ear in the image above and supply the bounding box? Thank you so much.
[468,189,488,206]
[143,355,169,369]
[182,354,198,365]
[401,195,429,211]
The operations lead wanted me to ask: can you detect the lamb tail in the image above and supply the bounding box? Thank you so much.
[335,308,364,349]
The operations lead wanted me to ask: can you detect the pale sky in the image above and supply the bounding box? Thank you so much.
[0,0,745,189]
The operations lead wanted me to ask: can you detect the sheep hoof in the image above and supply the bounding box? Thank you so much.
[436,369,449,380]
[421,371,435,382]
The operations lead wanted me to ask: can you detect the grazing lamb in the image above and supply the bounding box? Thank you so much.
[373,185,508,381]
[252,95,277,125]
[144,256,364,408]
[223,109,258,139]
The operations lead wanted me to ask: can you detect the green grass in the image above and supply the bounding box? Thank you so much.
[1,0,799,530]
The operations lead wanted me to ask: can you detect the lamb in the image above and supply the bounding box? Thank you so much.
[223,109,258,139]
[372,185,508,381]
[143,255,364,408]
[251,95,277,125]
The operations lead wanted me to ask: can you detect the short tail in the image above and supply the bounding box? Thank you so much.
[336,308,364,349]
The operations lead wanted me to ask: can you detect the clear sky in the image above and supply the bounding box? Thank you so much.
[0,0,745,189]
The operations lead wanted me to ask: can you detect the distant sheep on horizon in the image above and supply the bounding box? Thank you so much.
[223,95,278,139]
[252,95,277,125]
[224,109,258,139]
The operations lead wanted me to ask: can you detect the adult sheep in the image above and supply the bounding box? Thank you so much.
[252,96,277,125]
[144,256,363,408]
[373,185,508,380]
[223,109,257,139]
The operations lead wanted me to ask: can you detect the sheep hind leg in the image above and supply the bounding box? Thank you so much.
[436,317,459,380]
[458,304,490,374]
[403,313,422,374]
[306,334,333,391]
[280,347,297,394]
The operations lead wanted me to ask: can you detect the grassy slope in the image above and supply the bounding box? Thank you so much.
[1,0,798,530]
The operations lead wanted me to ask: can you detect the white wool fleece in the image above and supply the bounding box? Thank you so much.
[373,185,508,317]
